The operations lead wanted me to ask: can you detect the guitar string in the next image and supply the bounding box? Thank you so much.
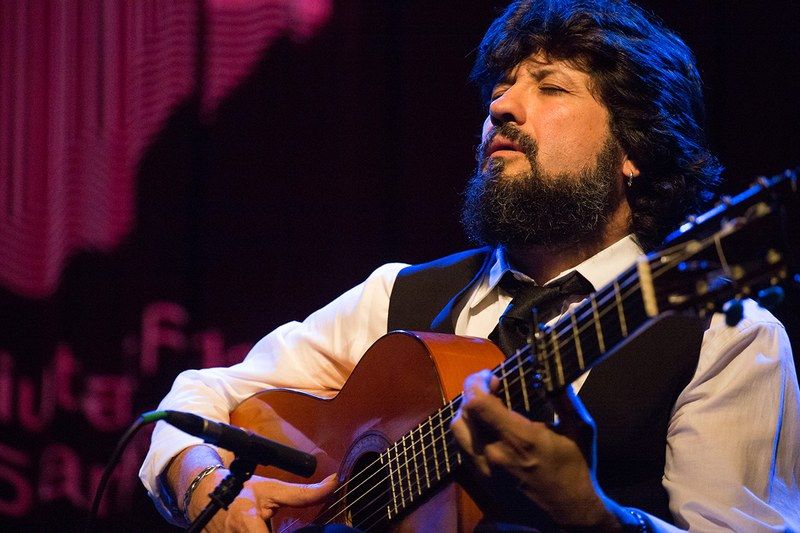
[285,248,695,530]
[287,264,651,530]
[293,266,649,529]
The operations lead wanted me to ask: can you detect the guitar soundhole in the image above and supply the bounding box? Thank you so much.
[343,451,391,530]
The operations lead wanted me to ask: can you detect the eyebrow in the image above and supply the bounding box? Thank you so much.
[526,66,559,81]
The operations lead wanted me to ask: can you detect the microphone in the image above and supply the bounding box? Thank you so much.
[161,410,316,478]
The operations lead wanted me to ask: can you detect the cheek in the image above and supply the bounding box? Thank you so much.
[547,110,609,162]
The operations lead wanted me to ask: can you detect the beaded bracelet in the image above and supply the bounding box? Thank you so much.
[182,464,225,522]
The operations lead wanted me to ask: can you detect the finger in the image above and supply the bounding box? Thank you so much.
[549,386,595,432]
[549,387,597,467]
[462,382,525,438]
[452,404,495,476]
[262,474,338,508]
[482,440,516,470]
[450,409,475,454]
[463,369,494,398]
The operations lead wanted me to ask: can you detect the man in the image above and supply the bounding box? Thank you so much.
[140,0,800,531]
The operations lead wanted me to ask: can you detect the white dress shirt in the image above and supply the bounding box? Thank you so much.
[140,236,800,531]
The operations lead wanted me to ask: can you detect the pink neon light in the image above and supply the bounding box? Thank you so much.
[0,0,331,298]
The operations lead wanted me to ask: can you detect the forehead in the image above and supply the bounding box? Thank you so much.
[509,52,594,86]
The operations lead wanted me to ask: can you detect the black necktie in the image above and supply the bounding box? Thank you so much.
[489,270,593,358]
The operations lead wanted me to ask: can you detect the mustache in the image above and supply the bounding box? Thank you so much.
[477,123,538,163]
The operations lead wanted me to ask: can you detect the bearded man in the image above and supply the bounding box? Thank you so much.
[141,0,800,531]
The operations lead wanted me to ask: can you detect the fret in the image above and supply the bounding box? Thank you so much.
[500,370,512,408]
[516,352,531,413]
[418,426,427,495]
[569,311,585,369]
[382,452,397,519]
[401,434,414,502]
[613,280,629,337]
[420,419,431,489]
[438,408,451,473]
[448,403,463,466]
[590,293,606,353]
[411,429,423,495]
[637,257,659,317]
[391,444,405,511]
[550,329,565,387]
[537,332,553,392]
[429,414,441,481]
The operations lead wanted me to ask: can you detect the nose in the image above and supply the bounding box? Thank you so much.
[488,85,526,127]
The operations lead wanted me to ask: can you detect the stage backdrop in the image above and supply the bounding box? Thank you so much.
[1,1,798,531]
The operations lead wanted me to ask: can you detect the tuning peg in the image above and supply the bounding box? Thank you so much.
[757,286,785,310]
[722,298,744,327]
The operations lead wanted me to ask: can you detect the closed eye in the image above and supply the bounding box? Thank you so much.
[491,86,509,101]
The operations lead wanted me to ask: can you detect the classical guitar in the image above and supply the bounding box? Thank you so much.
[229,169,798,532]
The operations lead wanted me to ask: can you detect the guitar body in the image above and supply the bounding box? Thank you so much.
[229,331,505,532]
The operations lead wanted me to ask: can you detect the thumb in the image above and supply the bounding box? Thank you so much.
[268,474,338,508]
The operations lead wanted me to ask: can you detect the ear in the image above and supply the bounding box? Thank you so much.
[621,157,640,179]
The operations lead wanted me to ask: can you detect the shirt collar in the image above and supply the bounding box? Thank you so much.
[468,235,643,311]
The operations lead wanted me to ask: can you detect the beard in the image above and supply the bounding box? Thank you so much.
[461,123,625,250]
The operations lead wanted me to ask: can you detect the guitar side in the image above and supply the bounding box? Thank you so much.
[229,331,505,532]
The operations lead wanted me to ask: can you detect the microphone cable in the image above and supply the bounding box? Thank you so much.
[86,410,167,532]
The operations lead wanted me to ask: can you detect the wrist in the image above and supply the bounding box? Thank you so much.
[599,498,653,532]
[617,506,652,532]
[560,496,652,532]
[182,463,225,522]
[162,444,226,525]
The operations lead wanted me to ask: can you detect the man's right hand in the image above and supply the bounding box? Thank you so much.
[167,444,336,532]
[187,469,337,532]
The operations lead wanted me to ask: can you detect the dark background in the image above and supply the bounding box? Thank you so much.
[1,1,798,530]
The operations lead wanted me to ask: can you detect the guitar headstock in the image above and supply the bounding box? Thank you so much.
[646,168,798,321]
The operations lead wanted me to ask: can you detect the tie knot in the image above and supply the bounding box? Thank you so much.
[489,270,594,359]
[499,270,593,299]
[498,272,532,297]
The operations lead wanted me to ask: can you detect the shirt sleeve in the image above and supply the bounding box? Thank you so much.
[661,299,800,531]
[138,262,407,523]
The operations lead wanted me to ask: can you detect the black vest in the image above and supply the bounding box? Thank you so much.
[387,248,703,524]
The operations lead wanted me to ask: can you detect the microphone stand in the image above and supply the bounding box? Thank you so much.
[186,456,256,532]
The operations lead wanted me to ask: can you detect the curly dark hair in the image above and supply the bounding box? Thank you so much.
[471,0,723,251]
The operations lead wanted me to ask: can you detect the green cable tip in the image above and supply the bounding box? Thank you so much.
[141,410,167,423]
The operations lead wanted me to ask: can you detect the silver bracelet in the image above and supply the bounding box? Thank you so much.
[182,464,225,522]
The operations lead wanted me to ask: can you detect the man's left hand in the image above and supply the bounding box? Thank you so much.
[450,369,621,529]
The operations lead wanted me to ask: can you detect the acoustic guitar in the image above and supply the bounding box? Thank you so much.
[229,170,798,532]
